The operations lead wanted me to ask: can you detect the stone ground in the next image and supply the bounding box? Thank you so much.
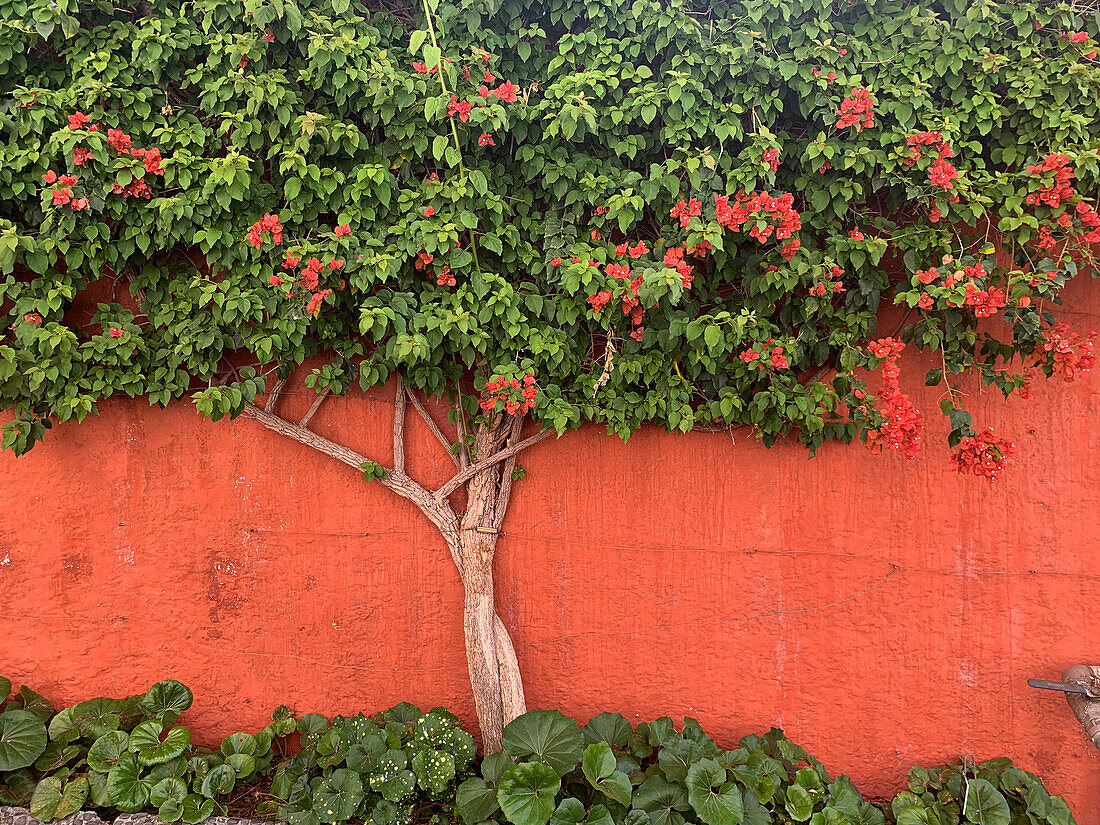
[0,808,274,825]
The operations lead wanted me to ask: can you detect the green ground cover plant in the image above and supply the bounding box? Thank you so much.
[0,678,1078,825]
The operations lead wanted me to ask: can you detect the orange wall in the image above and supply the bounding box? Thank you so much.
[2,280,1099,820]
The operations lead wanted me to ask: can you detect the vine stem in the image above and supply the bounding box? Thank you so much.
[420,0,483,275]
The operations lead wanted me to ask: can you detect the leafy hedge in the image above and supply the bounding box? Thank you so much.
[0,678,1077,825]
[1,0,1099,471]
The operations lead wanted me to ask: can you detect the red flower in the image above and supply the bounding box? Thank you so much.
[446,95,472,122]
[59,175,77,186]
[478,133,495,146]
[73,148,92,167]
[269,275,283,286]
[263,29,275,42]
[826,71,837,81]
[761,147,780,172]
[928,158,959,189]
[918,292,933,310]
[423,206,436,217]
[628,241,648,258]
[334,224,351,237]
[587,290,612,313]
[835,87,875,132]
[491,80,520,103]
[71,198,89,211]
[848,227,865,240]
[51,188,71,205]
[413,62,430,74]
[42,170,57,184]
[740,349,760,363]
[109,328,124,338]
[549,257,562,266]
[484,69,496,83]
[67,112,90,130]
[24,313,42,324]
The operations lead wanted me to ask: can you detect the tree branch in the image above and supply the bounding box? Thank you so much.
[454,390,471,469]
[436,426,554,501]
[299,387,330,428]
[241,402,460,543]
[393,374,407,475]
[264,378,286,412]
[406,387,460,468]
[492,415,525,531]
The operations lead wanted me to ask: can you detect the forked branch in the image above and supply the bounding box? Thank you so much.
[299,387,330,428]
[435,427,554,501]
[406,386,461,469]
[393,374,407,475]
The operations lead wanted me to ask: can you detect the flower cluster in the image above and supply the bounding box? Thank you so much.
[808,264,846,296]
[1038,322,1097,381]
[910,263,1006,318]
[761,147,780,172]
[247,213,284,247]
[863,338,923,459]
[1023,154,1100,256]
[740,339,789,369]
[1026,154,1075,208]
[715,191,801,259]
[42,171,88,211]
[669,197,701,228]
[927,158,960,189]
[480,373,538,415]
[903,130,954,166]
[949,428,1015,482]
[835,88,874,132]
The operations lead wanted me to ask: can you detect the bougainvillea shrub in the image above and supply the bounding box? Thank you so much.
[0,0,1097,746]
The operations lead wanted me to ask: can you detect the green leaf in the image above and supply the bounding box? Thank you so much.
[0,710,48,771]
[88,730,130,772]
[72,697,122,738]
[784,785,813,822]
[130,721,191,765]
[583,713,632,747]
[581,743,631,805]
[502,710,584,775]
[497,762,561,825]
[142,681,193,723]
[963,778,1010,825]
[313,768,364,823]
[0,678,10,704]
[409,30,427,54]
[457,777,501,824]
[107,753,153,810]
[30,775,88,822]
[181,794,215,824]
[151,777,189,807]
[686,759,742,825]
[633,775,688,825]
[222,732,257,756]
[200,764,236,798]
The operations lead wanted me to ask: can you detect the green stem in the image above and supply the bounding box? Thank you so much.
[420,0,483,275]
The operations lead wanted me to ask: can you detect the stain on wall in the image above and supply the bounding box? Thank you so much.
[1,280,1098,819]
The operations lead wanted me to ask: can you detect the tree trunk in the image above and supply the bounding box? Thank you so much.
[453,414,528,753]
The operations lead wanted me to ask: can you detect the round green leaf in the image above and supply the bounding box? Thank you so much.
[29,775,88,822]
[151,776,189,807]
[107,753,153,811]
[34,741,81,772]
[181,794,216,824]
[136,723,190,766]
[88,730,130,773]
[549,797,584,825]
[86,770,111,807]
[582,743,615,785]
[502,710,584,776]
[200,763,236,798]
[633,775,688,825]
[963,778,1010,825]
[1,769,38,807]
[159,799,184,823]
[369,750,417,802]
[142,681,193,723]
[784,784,813,823]
[226,752,256,777]
[686,759,743,825]
[46,707,79,745]
[412,748,455,795]
[497,762,561,825]
[72,698,122,739]
[456,777,501,825]
[583,713,632,747]
[221,732,256,756]
[313,768,365,823]
[0,709,48,771]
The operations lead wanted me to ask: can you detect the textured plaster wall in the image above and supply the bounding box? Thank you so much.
[1,280,1098,820]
